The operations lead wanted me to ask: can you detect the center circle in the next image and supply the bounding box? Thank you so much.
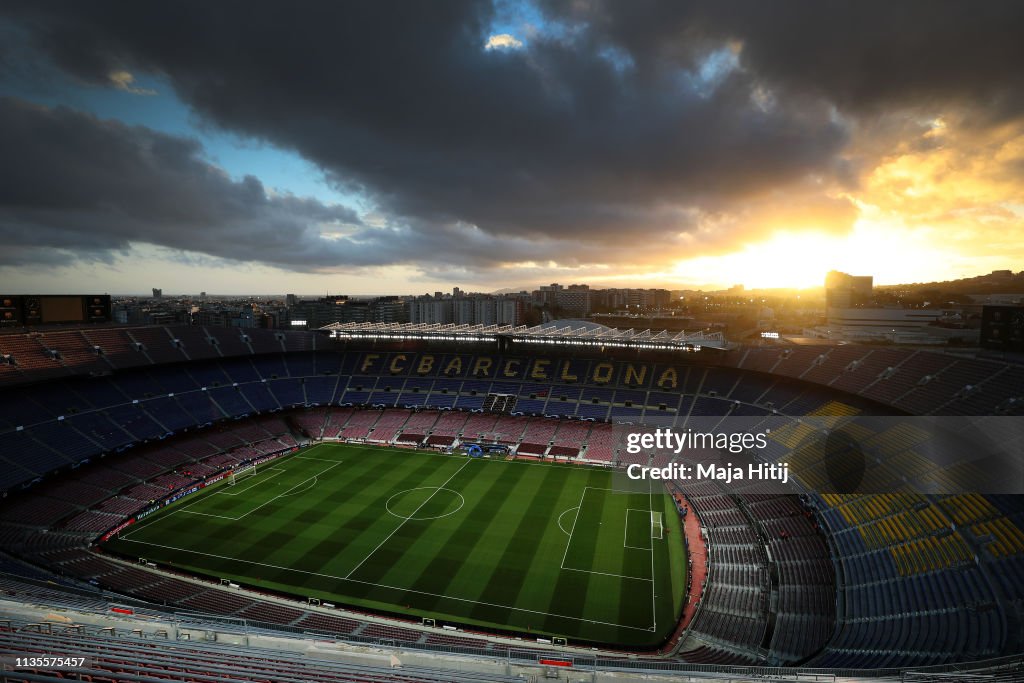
[385,487,465,521]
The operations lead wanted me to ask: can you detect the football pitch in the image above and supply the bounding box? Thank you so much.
[104,443,686,647]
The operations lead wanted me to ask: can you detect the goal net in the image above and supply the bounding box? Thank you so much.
[651,511,664,540]
[229,463,256,486]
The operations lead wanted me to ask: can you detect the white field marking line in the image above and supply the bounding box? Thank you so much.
[178,460,343,522]
[278,475,320,497]
[344,457,472,580]
[561,492,655,579]
[556,507,579,535]
[123,446,338,539]
[221,460,343,521]
[559,486,589,570]
[624,509,653,551]
[384,487,465,521]
[648,476,657,631]
[584,486,649,494]
[561,566,653,582]
[217,467,285,496]
[173,510,243,520]
[291,455,347,463]
[113,536,655,632]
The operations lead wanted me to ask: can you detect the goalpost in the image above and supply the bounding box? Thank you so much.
[651,511,664,540]
[229,462,256,486]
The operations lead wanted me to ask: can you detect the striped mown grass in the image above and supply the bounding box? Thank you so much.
[104,443,686,647]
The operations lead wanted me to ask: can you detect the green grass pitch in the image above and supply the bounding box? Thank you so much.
[104,443,687,647]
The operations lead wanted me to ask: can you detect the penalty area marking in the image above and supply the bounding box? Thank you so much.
[168,460,344,523]
[279,474,324,497]
[560,488,654,583]
[385,487,465,521]
[218,467,285,496]
[624,508,653,551]
[557,507,579,535]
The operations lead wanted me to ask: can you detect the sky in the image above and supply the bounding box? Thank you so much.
[1,1,1023,295]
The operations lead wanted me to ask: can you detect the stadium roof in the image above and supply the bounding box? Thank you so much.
[320,321,733,351]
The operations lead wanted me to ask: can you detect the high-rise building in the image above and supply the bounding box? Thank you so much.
[473,298,498,325]
[373,297,408,323]
[496,297,521,325]
[557,286,592,315]
[454,298,475,324]
[290,295,409,328]
[592,287,671,310]
[152,288,163,299]
[825,271,873,308]
[409,293,522,326]
[533,283,563,307]
[409,298,453,324]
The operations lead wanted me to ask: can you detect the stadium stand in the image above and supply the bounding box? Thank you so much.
[0,329,1022,676]
[0,619,525,683]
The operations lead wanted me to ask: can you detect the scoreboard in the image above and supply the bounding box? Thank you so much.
[0,295,111,326]
[980,305,1024,352]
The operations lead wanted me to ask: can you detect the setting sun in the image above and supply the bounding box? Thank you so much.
[668,221,945,290]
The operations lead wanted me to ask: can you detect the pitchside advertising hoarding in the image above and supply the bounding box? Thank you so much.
[612,415,1024,496]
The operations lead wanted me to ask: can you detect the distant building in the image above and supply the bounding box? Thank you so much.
[286,295,411,328]
[496,298,521,325]
[409,298,452,324]
[373,297,409,323]
[533,283,563,307]
[812,307,976,344]
[825,271,872,308]
[557,286,593,315]
[826,307,944,331]
[454,298,475,324]
[410,293,522,326]
[592,287,671,310]
[152,288,163,299]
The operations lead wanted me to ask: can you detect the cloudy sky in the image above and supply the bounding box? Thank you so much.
[1,1,1022,294]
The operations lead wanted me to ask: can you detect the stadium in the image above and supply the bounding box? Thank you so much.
[0,323,1022,682]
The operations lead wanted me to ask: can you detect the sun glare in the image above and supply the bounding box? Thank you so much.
[672,221,957,289]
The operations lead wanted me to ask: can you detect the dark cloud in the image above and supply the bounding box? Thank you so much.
[0,97,646,273]
[0,97,367,268]
[544,1,1024,119]
[0,1,1021,276]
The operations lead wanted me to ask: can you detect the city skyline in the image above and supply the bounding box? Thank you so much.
[2,2,1023,294]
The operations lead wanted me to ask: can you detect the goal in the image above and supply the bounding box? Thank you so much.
[229,463,257,486]
[651,511,664,540]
